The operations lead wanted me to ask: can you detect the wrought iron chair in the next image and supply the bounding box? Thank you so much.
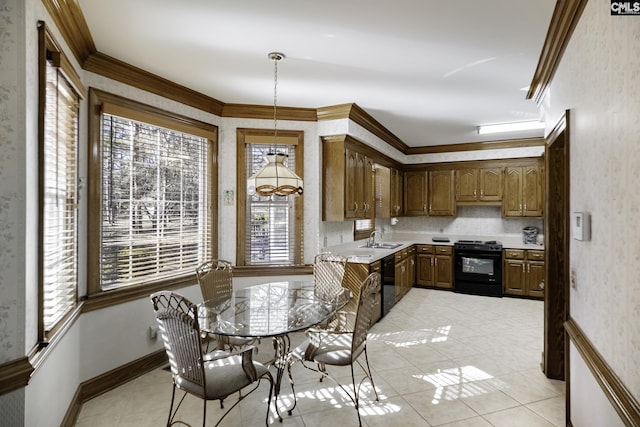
[290,272,381,426]
[313,252,348,329]
[150,291,274,427]
[195,259,257,352]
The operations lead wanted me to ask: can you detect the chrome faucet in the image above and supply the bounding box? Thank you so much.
[368,230,381,247]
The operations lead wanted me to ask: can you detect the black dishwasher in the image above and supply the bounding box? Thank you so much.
[380,254,396,317]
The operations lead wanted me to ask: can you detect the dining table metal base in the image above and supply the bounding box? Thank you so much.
[269,334,297,420]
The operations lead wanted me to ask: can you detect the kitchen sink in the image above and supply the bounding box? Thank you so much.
[358,242,403,249]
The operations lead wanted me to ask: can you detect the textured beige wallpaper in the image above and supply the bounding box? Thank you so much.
[542,0,640,401]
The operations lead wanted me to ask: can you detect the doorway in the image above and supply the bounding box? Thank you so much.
[543,111,570,419]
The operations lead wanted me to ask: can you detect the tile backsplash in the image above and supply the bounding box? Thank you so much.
[390,206,543,237]
[321,206,543,248]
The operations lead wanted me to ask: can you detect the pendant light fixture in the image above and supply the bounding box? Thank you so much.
[247,52,303,197]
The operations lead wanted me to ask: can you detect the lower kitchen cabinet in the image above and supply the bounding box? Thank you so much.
[503,249,545,299]
[416,245,453,289]
[395,246,415,301]
[344,260,382,324]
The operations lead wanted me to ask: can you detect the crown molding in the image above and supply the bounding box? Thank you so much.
[221,104,317,121]
[48,0,549,154]
[318,103,410,154]
[41,0,95,64]
[316,103,354,121]
[407,137,545,155]
[84,52,225,115]
[527,0,588,104]
[0,357,34,396]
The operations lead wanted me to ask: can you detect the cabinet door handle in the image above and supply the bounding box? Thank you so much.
[423,204,426,211]
[539,281,545,289]
[474,189,477,197]
[480,189,484,197]
[522,265,525,273]
[354,202,358,211]
[524,203,527,211]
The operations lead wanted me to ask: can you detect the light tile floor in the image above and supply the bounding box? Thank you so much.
[74,288,565,426]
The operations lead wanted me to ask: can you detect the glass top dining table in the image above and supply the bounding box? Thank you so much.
[197,280,351,338]
[197,280,351,420]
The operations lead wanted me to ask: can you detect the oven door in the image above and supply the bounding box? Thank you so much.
[455,251,502,284]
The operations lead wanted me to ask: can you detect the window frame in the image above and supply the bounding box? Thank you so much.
[86,88,218,309]
[236,128,304,267]
[37,21,84,342]
[354,218,375,241]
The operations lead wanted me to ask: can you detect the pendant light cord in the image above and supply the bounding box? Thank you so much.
[273,54,279,154]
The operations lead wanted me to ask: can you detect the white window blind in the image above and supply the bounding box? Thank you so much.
[42,59,79,333]
[245,144,298,265]
[355,219,374,234]
[100,113,212,290]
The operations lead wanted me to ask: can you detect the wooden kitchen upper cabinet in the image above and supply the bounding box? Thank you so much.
[344,148,358,219]
[456,167,503,203]
[391,167,403,217]
[479,168,503,201]
[323,136,375,221]
[404,170,428,216]
[456,169,478,202]
[503,164,543,218]
[429,170,455,216]
[363,155,375,218]
[375,165,403,218]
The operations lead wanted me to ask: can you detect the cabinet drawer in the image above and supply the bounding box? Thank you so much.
[435,246,452,255]
[417,245,434,253]
[527,250,545,261]
[504,249,525,259]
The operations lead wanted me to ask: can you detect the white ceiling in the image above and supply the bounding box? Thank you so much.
[77,0,556,147]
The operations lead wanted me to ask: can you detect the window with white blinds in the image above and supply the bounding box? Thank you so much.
[40,52,80,334]
[244,143,299,265]
[355,218,374,236]
[99,112,213,290]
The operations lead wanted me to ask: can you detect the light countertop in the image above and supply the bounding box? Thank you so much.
[324,232,544,264]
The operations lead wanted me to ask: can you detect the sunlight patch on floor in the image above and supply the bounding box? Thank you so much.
[369,326,451,348]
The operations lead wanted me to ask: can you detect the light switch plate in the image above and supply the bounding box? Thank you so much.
[572,212,590,241]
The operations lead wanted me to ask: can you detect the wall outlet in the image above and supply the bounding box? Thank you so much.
[148,325,159,340]
[570,268,577,290]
